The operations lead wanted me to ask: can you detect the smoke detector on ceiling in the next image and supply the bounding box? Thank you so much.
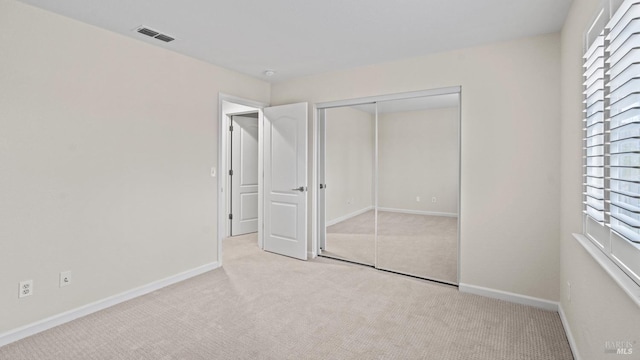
[135,26,175,43]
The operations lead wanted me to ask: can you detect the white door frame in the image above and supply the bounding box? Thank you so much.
[316,109,326,251]
[217,93,268,265]
[313,86,462,284]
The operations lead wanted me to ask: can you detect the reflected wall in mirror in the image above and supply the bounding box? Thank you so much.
[376,95,459,283]
[322,104,376,265]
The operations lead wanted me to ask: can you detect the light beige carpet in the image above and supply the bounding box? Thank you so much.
[325,211,458,283]
[0,234,572,360]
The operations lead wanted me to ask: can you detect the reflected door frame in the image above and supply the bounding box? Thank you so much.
[314,86,462,284]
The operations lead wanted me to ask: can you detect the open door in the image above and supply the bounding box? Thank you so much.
[230,115,259,236]
[263,103,308,260]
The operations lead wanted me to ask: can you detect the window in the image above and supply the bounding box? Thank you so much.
[583,0,640,287]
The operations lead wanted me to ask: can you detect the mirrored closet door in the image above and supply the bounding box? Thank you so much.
[319,103,376,266]
[318,89,460,284]
[375,95,459,283]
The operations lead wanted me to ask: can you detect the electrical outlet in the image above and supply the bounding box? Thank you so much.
[60,271,72,287]
[19,280,33,298]
[432,197,437,203]
[416,196,421,202]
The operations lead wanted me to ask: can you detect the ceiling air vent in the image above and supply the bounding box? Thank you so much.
[136,26,175,43]
[154,34,175,43]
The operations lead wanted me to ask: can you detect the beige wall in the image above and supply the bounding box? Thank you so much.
[7,1,635,355]
[560,0,640,358]
[325,107,374,223]
[272,33,562,301]
[378,107,458,215]
[0,0,269,333]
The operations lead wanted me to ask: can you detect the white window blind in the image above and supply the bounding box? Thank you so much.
[583,0,640,288]
[584,31,606,224]
[606,0,640,242]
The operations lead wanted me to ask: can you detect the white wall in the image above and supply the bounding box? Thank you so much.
[560,0,640,358]
[378,107,458,215]
[0,0,269,334]
[325,107,374,223]
[272,33,561,301]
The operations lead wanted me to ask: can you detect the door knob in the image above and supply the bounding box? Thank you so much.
[291,186,307,192]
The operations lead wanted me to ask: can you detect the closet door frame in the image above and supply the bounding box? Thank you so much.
[314,86,461,284]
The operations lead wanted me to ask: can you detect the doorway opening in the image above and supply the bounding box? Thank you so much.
[228,113,259,237]
[218,95,265,265]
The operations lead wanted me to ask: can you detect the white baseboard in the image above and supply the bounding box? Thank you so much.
[326,206,373,226]
[377,207,458,218]
[558,304,580,360]
[459,283,559,311]
[0,262,220,348]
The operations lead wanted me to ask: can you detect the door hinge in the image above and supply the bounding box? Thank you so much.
[229,214,233,220]
[229,169,234,176]
[229,125,233,132]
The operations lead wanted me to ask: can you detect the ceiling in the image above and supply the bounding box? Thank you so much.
[18,0,572,83]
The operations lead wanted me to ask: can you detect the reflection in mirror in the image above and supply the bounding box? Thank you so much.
[322,103,376,265]
[376,94,459,283]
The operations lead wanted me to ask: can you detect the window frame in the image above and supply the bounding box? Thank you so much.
[582,0,640,291]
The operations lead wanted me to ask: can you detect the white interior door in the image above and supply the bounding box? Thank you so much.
[230,115,259,236]
[263,103,308,260]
